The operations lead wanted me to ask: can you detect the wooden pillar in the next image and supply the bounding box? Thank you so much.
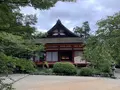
[44,44,47,61]
[72,45,74,63]
[58,45,60,62]
[58,51,60,62]
[44,51,46,61]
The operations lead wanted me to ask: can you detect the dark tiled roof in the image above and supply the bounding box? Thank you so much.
[47,19,79,37]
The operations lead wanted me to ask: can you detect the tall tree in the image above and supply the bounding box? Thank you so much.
[0,1,75,89]
[82,21,90,39]
[84,12,120,73]
[96,12,120,66]
[0,0,75,58]
[34,31,47,38]
[73,21,91,39]
[73,26,83,37]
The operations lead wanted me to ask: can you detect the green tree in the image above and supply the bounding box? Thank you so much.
[73,26,83,37]
[0,0,75,59]
[34,31,47,38]
[0,0,75,90]
[84,12,120,73]
[84,36,112,72]
[96,12,120,66]
[73,21,90,39]
[82,21,90,39]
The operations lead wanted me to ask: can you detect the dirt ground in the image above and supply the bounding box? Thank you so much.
[11,75,120,90]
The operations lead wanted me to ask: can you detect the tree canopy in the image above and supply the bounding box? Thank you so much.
[73,21,90,39]
[0,0,75,89]
[84,12,120,72]
[0,0,74,58]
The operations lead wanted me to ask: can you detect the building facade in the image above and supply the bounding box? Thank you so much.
[34,20,88,66]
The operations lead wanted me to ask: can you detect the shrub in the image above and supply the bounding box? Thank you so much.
[100,65,111,73]
[78,67,93,76]
[92,69,101,75]
[30,68,54,75]
[0,52,36,74]
[14,58,36,73]
[53,62,77,75]
[78,67,111,77]
[0,53,15,74]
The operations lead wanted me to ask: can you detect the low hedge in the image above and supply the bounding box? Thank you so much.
[53,62,77,75]
[78,67,93,76]
[30,68,54,75]
[78,67,111,77]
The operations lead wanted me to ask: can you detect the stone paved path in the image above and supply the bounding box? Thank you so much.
[12,75,120,90]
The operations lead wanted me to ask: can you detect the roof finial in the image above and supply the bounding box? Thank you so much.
[57,19,61,24]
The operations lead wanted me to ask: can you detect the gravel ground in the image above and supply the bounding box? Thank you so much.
[10,75,120,90]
